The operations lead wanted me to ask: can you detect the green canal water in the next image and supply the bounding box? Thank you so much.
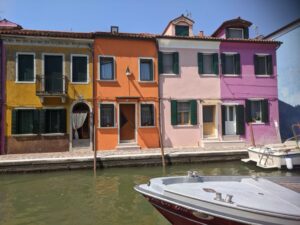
[1,161,300,225]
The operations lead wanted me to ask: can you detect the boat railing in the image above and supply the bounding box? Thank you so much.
[258,147,274,167]
[291,124,300,148]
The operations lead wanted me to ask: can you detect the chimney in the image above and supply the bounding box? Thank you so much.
[111,26,119,34]
[199,31,204,37]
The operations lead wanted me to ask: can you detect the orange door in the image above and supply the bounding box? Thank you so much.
[120,104,135,142]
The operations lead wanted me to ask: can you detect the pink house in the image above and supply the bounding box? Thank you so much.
[158,16,281,149]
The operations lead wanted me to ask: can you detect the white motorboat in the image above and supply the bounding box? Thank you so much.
[134,173,300,225]
[242,140,300,169]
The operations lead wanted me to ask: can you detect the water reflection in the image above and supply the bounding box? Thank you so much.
[0,161,299,225]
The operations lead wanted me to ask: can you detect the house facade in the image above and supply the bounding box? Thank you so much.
[158,16,281,148]
[0,39,4,155]
[0,20,94,154]
[264,18,300,140]
[215,18,280,145]
[94,31,160,150]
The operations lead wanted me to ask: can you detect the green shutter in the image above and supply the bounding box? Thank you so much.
[197,53,203,74]
[39,109,46,133]
[221,105,226,135]
[221,53,226,75]
[190,100,197,125]
[267,55,273,75]
[236,105,245,135]
[254,55,259,75]
[60,109,67,133]
[33,110,40,134]
[172,52,179,74]
[11,110,18,135]
[235,54,241,75]
[213,53,219,75]
[262,100,269,123]
[150,60,154,80]
[171,100,177,125]
[158,52,163,74]
[243,27,249,39]
[245,100,251,123]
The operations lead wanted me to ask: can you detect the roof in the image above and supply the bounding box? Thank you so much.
[0,19,22,30]
[94,31,156,40]
[0,29,93,39]
[264,18,300,39]
[157,35,281,45]
[211,17,252,37]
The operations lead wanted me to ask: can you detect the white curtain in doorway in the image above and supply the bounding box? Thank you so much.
[72,113,87,139]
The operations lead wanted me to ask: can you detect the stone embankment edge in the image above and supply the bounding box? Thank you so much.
[0,150,248,173]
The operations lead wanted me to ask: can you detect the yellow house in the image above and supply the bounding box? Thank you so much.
[0,24,94,154]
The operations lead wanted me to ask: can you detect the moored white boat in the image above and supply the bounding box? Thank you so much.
[134,173,300,225]
[242,140,300,169]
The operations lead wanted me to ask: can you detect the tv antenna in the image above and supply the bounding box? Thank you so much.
[185,10,192,19]
[253,25,260,37]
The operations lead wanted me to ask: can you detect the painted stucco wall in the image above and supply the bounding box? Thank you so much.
[0,40,4,154]
[158,39,221,147]
[220,42,280,145]
[94,38,160,150]
[4,42,93,153]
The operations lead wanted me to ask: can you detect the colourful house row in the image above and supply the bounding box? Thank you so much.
[0,15,281,154]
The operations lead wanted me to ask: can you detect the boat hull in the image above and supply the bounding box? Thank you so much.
[144,195,247,225]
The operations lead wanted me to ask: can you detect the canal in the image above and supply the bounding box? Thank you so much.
[0,161,299,225]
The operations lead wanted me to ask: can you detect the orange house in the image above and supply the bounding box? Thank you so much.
[94,31,160,150]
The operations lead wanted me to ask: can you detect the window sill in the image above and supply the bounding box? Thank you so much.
[98,126,117,129]
[138,81,155,83]
[223,74,240,77]
[12,134,38,137]
[97,79,117,82]
[70,81,89,85]
[249,122,266,125]
[255,75,273,77]
[139,125,156,128]
[173,124,197,128]
[41,133,66,136]
[200,74,218,77]
[15,81,35,84]
[160,73,178,76]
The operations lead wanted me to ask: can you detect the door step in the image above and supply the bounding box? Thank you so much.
[116,143,141,150]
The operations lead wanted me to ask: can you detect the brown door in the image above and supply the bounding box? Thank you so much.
[119,104,135,142]
[203,105,216,137]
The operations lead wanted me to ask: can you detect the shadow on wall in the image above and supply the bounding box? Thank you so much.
[279,100,300,141]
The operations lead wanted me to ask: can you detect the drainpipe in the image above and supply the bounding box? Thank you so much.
[0,40,5,155]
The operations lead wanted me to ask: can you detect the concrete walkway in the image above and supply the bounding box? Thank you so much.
[0,147,248,173]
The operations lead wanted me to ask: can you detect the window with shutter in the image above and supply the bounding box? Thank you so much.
[100,104,115,127]
[45,109,66,133]
[175,25,189,36]
[226,28,244,38]
[177,102,191,125]
[254,54,273,76]
[12,109,36,135]
[72,55,88,83]
[222,53,240,75]
[17,53,34,82]
[161,52,179,75]
[246,100,269,124]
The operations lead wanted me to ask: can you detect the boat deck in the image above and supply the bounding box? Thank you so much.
[267,176,300,193]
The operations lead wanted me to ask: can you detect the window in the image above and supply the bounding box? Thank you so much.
[141,104,154,127]
[139,59,154,81]
[177,102,191,125]
[72,55,88,83]
[11,109,36,134]
[99,57,114,80]
[100,104,115,127]
[17,53,34,82]
[246,100,269,123]
[226,28,243,38]
[203,106,214,123]
[175,25,189,36]
[254,55,273,75]
[45,109,66,133]
[221,53,240,75]
[159,52,179,74]
[198,53,219,75]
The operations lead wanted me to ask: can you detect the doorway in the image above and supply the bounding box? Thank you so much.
[119,104,136,143]
[203,105,217,137]
[72,102,90,148]
[224,105,237,135]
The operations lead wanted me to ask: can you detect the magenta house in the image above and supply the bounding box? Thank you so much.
[213,18,281,145]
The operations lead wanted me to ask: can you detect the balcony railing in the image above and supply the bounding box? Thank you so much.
[36,75,68,103]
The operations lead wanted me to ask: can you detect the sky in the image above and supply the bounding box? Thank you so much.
[0,0,299,37]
